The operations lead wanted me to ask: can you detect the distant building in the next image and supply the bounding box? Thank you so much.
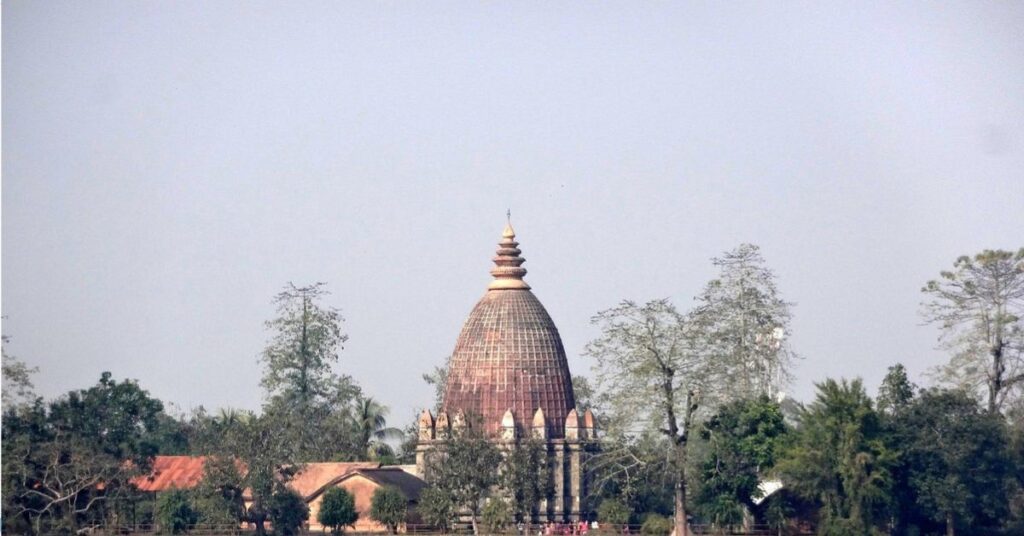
[416,219,598,523]
[132,457,425,532]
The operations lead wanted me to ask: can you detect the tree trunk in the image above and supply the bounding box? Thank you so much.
[64,502,78,533]
[471,512,479,536]
[674,462,688,536]
[946,511,955,536]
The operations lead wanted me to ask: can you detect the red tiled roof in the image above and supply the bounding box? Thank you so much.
[131,456,209,492]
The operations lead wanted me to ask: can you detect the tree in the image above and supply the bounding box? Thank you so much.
[194,456,246,528]
[501,438,551,522]
[422,363,449,413]
[895,388,1014,536]
[353,397,404,460]
[268,488,309,536]
[155,488,197,534]
[597,498,631,527]
[586,299,725,536]
[206,409,298,536]
[776,379,894,535]
[572,375,596,412]
[696,395,787,532]
[370,486,407,534]
[318,487,359,534]
[2,372,164,533]
[876,363,917,416]
[426,425,504,535]
[695,244,796,400]
[922,248,1024,413]
[417,487,455,533]
[481,499,512,534]
[2,334,38,411]
[260,282,361,461]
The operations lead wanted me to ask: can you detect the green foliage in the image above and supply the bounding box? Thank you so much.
[921,248,1024,413]
[572,375,595,412]
[2,372,164,533]
[481,499,512,534]
[1,336,37,410]
[640,513,672,535]
[194,456,245,525]
[894,388,1014,533]
[155,488,197,534]
[501,438,551,522]
[597,499,631,526]
[696,395,786,529]
[426,425,503,533]
[417,487,455,532]
[777,378,894,534]
[267,487,309,536]
[876,363,916,416]
[370,486,407,534]
[422,363,449,413]
[260,282,364,462]
[318,487,358,534]
[353,397,403,461]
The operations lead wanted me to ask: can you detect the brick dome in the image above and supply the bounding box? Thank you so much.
[441,221,576,438]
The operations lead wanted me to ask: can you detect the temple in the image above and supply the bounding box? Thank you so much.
[416,218,598,522]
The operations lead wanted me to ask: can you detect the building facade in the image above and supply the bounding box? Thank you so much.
[415,220,598,522]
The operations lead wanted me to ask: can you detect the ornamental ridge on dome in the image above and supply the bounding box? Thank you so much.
[488,215,531,290]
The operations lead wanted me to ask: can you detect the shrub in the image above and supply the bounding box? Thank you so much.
[155,488,197,534]
[268,488,309,536]
[481,499,512,534]
[597,499,631,526]
[318,487,359,534]
[640,513,672,535]
[417,486,454,533]
[369,486,407,534]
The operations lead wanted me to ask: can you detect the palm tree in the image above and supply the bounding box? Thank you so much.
[353,397,403,460]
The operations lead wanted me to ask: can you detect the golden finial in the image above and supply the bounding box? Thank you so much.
[489,215,530,290]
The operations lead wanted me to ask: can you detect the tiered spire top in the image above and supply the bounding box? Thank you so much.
[488,215,531,290]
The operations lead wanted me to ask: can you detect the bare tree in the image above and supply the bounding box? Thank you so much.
[922,249,1024,413]
[586,299,724,536]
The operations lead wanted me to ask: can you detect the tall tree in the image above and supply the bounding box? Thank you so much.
[260,282,361,461]
[696,244,796,400]
[586,299,724,536]
[921,248,1024,413]
[777,379,894,535]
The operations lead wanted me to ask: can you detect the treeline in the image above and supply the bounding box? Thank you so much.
[581,247,1024,536]
[1,283,409,535]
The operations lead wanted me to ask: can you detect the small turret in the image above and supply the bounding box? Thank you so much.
[501,409,517,441]
[565,409,580,440]
[418,409,435,440]
[532,408,548,439]
[435,412,450,440]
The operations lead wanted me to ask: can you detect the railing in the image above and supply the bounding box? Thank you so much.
[77,522,807,535]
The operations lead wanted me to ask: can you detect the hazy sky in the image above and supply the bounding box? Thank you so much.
[3,2,1023,424]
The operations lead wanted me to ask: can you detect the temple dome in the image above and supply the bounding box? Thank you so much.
[441,220,576,438]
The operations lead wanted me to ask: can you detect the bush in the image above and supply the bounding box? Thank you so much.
[597,499,631,526]
[155,488,197,534]
[640,513,672,535]
[417,487,454,532]
[369,486,407,534]
[319,487,359,534]
[481,499,512,534]
[268,488,309,536]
